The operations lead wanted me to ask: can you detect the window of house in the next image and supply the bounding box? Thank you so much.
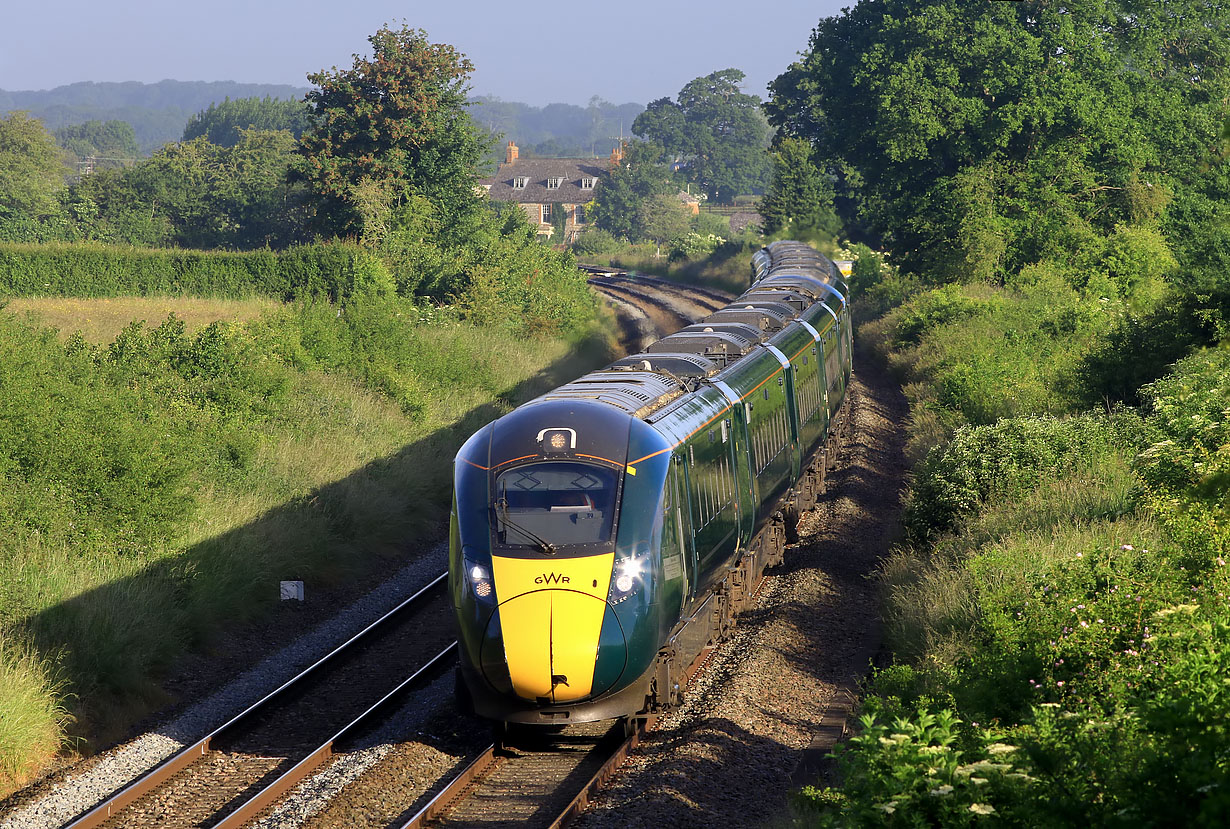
[541,204,552,222]
[513,176,529,189]
[546,176,564,189]
[574,204,586,224]
[580,177,596,189]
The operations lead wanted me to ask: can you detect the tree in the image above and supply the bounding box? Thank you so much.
[183,97,311,148]
[0,112,67,222]
[636,193,691,256]
[67,129,307,249]
[54,120,140,165]
[633,69,772,203]
[590,139,676,240]
[297,24,489,236]
[760,136,839,239]
[765,0,1230,283]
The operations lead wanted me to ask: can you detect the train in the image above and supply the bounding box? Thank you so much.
[448,240,853,725]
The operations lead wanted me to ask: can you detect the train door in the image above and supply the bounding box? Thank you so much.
[670,455,698,605]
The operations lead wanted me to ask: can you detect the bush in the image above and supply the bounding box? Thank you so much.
[906,412,1148,545]
[572,228,623,255]
[0,241,392,303]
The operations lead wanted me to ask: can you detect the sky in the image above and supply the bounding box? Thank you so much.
[0,0,848,106]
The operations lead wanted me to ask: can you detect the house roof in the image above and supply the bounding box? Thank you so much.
[481,158,607,205]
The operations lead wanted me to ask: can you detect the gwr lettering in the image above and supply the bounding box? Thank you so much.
[535,573,571,585]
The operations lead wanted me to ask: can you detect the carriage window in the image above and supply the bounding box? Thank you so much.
[495,462,618,547]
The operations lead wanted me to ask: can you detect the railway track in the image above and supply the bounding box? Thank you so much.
[64,576,456,829]
[586,271,732,346]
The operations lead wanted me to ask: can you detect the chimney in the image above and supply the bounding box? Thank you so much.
[609,142,624,168]
[505,141,519,165]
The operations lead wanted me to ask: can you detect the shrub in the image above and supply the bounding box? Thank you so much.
[0,241,392,303]
[905,412,1148,544]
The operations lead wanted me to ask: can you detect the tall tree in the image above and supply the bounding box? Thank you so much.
[54,120,140,164]
[636,193,692,256]
[766,0,1230,283]
[67,130,307,249]
[183,97,311,148]
[297,24,488,236]
[633,69,771,203]
[0,111,66,222]
[590,140,676,240]
[760,136,839,239]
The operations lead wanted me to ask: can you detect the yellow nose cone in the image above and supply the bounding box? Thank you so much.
[490,554,614,703]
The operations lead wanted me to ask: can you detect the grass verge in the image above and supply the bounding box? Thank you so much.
[0,299,616,797]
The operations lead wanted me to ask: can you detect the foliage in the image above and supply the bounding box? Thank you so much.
[0,112,67,225]
[636,193,692,254]
[806,703,1034,825]
[0,241,390,302]
[632,69,771,203]
[1,80,310,153]
[590,139,677,241]
[811,349,1230,825]
[182,96,311,147]
[760,136,839,240]
[63,129,309,249]
[767,0,1230,288]
[905,412,1147,545]
[298,24,488,235]
[53,120,139,164]
[572,227,623,256]
[668,231,724,263]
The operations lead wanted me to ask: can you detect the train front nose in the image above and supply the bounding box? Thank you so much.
[480,553,625,703]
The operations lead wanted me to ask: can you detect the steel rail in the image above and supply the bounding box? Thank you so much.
[62,571,450,829]
[607,273,735,306]
[547,716,655,828]
[586,280,695,329]
[398,744,500,829]
[212,641,459,828]
[612,273,733,308]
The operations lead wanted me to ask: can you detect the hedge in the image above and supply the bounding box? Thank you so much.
[0,241,393,303]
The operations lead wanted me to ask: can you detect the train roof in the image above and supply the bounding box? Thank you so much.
[527,242,848,421]
[534,370,684,418]
[608,352,721,378]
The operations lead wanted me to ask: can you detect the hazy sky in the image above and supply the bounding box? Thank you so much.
[1,1,849,106]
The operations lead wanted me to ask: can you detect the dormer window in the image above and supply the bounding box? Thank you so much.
[546,176,565,189]
[580,177,596,190]
[513,176,529,189]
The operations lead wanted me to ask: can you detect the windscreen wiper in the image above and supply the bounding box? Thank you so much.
[494,498,557,555]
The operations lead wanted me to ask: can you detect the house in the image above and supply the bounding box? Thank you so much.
[479,142,611,243]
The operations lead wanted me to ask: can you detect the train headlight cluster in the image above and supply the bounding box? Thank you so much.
[610,556,644,604]
[464,557,495,601]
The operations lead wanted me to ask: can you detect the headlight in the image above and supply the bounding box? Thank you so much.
[463,555,495,601]
[609,555,644,604]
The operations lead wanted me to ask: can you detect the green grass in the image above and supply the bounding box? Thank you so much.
[0,299,616,796]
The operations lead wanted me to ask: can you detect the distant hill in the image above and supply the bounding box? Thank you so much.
[470,97,645,159]
[0,81,645,160]
[0,81,310,153]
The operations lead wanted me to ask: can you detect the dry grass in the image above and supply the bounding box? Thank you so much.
[3,296,280,343]
[0,633,70,796]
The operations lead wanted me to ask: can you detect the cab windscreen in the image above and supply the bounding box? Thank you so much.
[494,462,618,547]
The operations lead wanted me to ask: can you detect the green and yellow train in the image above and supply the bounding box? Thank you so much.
[449,241,853,725]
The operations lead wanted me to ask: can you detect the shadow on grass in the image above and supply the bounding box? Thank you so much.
[19,330,617,753]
